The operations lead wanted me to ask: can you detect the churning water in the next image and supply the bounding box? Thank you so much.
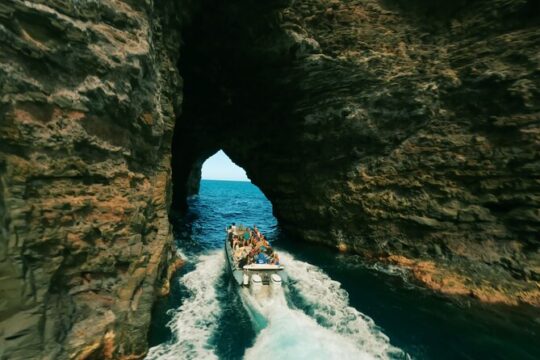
[147,180,540,360]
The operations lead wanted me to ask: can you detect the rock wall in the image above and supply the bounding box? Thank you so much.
[266,0,540,305]
[174,0,540,305]
[1,0,539,358]
[0,1,184,358]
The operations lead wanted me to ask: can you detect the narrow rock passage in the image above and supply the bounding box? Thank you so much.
[0,0,538,358]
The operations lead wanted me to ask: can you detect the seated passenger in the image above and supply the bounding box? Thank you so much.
[255,252,268,264]
[270,253,280,265]
[235,246,249,261]
[232,236,240,249]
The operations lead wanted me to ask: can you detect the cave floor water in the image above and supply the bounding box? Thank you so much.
[147,180,540,360]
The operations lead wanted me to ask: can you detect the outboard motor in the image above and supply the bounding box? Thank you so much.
[270,273,282,293]
[243,274,249,286]
[250,274,263,295]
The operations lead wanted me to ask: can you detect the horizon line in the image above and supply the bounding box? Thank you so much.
[201,178,251,182]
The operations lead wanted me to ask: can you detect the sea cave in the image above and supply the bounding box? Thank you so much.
[0,0,539,359]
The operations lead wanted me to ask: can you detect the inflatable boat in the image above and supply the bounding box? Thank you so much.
[224,230,286,296]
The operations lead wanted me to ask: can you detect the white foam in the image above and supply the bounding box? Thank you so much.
[145,251,225,360]
[242,289,377,360]
[248,251,407,359]
[147,249,406,360]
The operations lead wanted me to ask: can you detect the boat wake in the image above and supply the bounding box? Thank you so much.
[241,251,406,360]
[146,250,406,360]
[146,251,225,360]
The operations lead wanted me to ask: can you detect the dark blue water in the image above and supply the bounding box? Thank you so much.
[147,180,540,360]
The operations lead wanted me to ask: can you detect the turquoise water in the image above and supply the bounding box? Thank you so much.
[147,180,540,360]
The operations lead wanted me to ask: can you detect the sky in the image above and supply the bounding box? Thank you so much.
[201,150,250,181]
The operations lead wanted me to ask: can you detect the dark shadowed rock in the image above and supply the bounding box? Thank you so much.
[1,0,539,358]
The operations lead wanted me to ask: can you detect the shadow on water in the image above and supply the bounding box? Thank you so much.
[148,180,540,360]
[274,236,540,360]
[147,260,195,347]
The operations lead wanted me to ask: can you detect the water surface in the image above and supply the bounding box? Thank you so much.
[147,180,540,360]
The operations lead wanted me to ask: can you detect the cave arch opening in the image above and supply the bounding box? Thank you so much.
[171,146,279,241]
[168,0,310,237]
[200,150,250,183]
[168,0,286,212]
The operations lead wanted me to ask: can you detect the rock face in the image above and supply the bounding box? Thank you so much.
[0,1,183,359]
[1,0,539,358]
[174,0,540,306]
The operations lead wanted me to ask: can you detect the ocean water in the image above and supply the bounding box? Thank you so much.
[147,180,540,360]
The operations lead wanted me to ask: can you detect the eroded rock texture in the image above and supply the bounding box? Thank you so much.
[174,0,540,305]
[1,0,539,358]
[0,1,183,358]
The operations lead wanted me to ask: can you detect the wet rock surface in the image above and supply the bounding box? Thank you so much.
[0,0,539,358]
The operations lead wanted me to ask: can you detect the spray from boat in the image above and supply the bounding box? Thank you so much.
[146,240,406,360]
[145,251,224,360]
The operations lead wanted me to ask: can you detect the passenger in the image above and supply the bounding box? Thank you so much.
[255,252,268,264]
[243,230,251,242]
[254,225,261,238]
[227,225,233,242]
[248,247,258,261]
[235,246,249,261]
[232,236,240,250]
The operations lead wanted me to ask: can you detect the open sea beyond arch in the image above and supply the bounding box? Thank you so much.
[146,180,540,360]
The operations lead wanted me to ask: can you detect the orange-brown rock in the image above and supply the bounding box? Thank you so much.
[172,0,539,308]
[1,0,539,359]
[383,254,540,306]
[0,1,184,359]
[158,257,185,297]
